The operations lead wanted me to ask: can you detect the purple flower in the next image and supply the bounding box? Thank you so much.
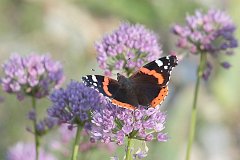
[220,61,231,69]
[172,9,238,78]
[133,143,149,159]
[90,104,168,145]
[27,111,59,136]
[48,81,105,128]
[157,133,168,142]
[96,22,162,76]
[37,117,59,135]
[28,109,36,121]
[1,54,64,100]
[6,142,56,160]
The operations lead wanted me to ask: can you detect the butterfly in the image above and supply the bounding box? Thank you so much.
[82,55,178,110]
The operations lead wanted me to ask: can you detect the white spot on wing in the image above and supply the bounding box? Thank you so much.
[155,60,163,67]
[164,66,168,69]
[92,75,98,82]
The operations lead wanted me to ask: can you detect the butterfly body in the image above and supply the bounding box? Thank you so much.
[82,55,178,110]
[117,73,134,90]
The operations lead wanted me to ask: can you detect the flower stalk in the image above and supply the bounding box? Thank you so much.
[71,125,83,160]
[126,137,133,160]
[185,52,207,160]
[32,97,40,160]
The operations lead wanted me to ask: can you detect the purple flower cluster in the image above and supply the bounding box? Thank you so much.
[36,117,59,136]
[172,9,238,80]
[91,104,168,145]
[48,81,105,128]
[173,9,237,55]
[27,110,59,136]
[96,22,162,76]
[6,142,56,160]
[1,54,64,100]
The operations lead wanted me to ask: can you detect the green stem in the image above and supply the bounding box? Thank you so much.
[32,97,40,160]
[185,53,207,160]
[71,125,83,160]
[125,137,133,160]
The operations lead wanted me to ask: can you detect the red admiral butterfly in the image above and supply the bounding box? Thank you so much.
[82,55,178,110]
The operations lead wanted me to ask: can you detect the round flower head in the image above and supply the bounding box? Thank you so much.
[173,9,237,55]
[48,81,105,128]
[172,9,238,79]
[1,54,64,100]
[6,142,56,160]
[90,104,167,145]
[96,22,162,76]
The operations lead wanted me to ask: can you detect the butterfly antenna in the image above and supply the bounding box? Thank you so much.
[126,57,131,67]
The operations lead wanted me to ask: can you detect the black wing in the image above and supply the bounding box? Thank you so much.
[82,75,137,110]
[111,87,138,110]
[131,73,169,107]
[133,55,178,86]
[82,75,119,98]
[129,55,178,107]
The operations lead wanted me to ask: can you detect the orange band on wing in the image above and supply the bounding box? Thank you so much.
[150,86,168,107]
[102,77,112,96]
[139,67,164,84]
[111,99,136,110]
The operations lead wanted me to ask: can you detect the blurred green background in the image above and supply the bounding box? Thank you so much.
[0,0,240,160]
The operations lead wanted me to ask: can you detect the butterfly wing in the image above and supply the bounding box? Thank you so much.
[134,55,178,86]
[82,75,119,98]
[82,75,137,110]
[110,87,138,110]
[130,55,178,107]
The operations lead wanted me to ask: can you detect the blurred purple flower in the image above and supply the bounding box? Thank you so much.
[48,81,105,128]
[90,104,167,145]
[172,9,238,79]
[1,54,64,100]
[133,143,149,159]
[36,117,59,136]
[157,133,168,142]
[220,61,231,69]
[6,142,56,160]
[27,111,59,136]
[49,124,116,156]
[173,9,237,54]
[58,124,76,144]
[96,22,162,76]
[28,109,36,121]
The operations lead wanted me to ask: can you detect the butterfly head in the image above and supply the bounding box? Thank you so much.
[169,55,178,67]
